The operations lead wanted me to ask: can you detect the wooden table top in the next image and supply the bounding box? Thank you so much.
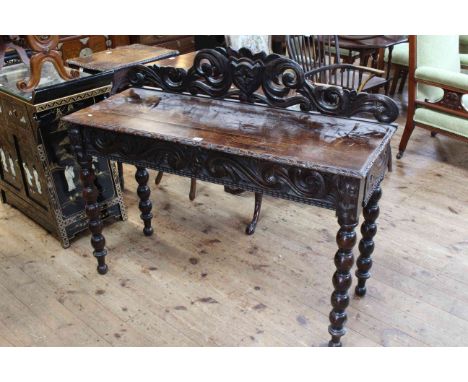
[337,35,408,50]
[66,44,178,72]
[148,51,197,69]
[63,87,395,177]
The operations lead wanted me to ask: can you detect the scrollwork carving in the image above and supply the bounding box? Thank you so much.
[115,48,399,123]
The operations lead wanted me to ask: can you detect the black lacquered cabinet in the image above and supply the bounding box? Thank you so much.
[0,62,126,247]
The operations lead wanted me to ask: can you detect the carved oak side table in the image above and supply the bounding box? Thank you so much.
[64,48,398,346]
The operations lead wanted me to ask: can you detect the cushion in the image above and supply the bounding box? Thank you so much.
[415,66,468,91]
[461,54,468,68]
[414,107,468,138]
[417,35,460,72]
[384,42,408,66]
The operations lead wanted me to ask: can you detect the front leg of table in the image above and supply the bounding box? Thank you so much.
[328,178,360,347]
[135,166,154,237]
[69,125,108,274]
[355,186,382,297]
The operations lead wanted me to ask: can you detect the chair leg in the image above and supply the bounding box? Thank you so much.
[397,119,416,159]
[246,193,263,235]
[398,70,408,93]
[155,171,163,185]
[189,178,196,201]
[389,67,400,96]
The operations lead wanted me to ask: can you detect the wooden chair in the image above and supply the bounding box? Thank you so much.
[286,35,386,92]
[397,35,468,159]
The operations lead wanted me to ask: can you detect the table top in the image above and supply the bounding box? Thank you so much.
[63,87,395,177]
[66,44,178,72]
[338,35,408,50]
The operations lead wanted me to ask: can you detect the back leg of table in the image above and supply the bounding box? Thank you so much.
[355,186,381,296]
[135,166,153,237]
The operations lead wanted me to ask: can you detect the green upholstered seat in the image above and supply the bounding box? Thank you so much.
[414,108,468,138]
[384,42,409,66]
[461,54,468,68]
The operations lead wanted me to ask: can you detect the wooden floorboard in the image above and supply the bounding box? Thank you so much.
[1,96,467,346]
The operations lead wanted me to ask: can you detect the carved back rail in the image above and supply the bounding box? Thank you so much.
[112,47,398,124]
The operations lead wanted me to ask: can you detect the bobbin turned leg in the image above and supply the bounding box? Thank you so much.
[246,193,262,235]
[355,186,381,297]
[328,178,359,347]
[135,166,153,236]
[69,125,108,275]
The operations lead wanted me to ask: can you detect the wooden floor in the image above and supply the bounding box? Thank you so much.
[0,97,467,346]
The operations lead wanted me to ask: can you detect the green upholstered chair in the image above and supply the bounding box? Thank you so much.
[386,36,468,95]
[397,35,468,159]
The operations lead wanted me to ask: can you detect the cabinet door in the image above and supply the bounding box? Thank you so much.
[0,100,25,192]
[16,140,49,210]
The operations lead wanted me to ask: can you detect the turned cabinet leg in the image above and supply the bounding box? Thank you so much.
[155,171,163,185]
[246,193,263,235]
[135,166,153,237]
[355,186,381,297]
[328,214,358,347]
[69,126,108,275]
[189,178,197,201]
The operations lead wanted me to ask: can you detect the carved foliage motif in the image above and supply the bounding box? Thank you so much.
[117,48,399,123]
[84,127,340,208]
[437,89,467,112]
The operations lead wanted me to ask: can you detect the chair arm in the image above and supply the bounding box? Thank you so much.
[353,65,385,76]
[415,66,468,93]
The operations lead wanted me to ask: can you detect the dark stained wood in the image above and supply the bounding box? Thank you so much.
[68,125,108,275]
[64,89,394,176]
[355,186,382,296]
[135,166,153,237]
[64,48,398,347]
[246,192,262,235]
[67,44,178,73]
